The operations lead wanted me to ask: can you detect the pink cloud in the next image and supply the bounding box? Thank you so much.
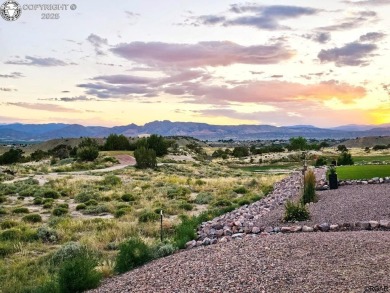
[111,41,294,67]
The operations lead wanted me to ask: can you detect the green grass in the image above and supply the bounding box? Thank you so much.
[352,155,390,163]
[336,164,390,180]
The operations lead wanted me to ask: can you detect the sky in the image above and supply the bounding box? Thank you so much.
[0,0,389,127]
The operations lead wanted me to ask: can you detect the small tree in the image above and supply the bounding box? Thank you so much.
[146,134,168,157]
[134,147,157,169]
[232,146,249,158]
[337,151,354,165]
[337,145,348,152]
[314,156,327,166]
[77,146,99,161]
[104,134,130,150]
[288,136,308,151]
[0,148,24,165]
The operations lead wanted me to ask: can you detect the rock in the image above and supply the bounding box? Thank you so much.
[369,221,379,229]
[302,225,313,232]
[379,178,384,183]
[234,220,242,227]
[319,223,330,232]
[330,224,339,231]
[185,240,196,249]
[273,227,281,233]
[211,223,223,230]
[379,220,390,229]
[232,233,244,239]
[355,221,370,230]
[202,238,211,246]
[251,227,261,234]
[211,238,218,245]
[224,228,233,236]
[281,227,291,233]
[290,226,302,232]
[264,226,274,233]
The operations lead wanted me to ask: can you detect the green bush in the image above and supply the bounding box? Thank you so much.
[315,156,327,166]
[43,202,53,209]
[212,198,232,208]
[138,210,159,223]
[261,185,274,196]
[0,207,7,215]
[301,170,317,204]
[0,241,14,258]
[115,237,153,273]
[75,203,86,211]
[33,197,43,205]
[121,193,136,202]
[58,251,102,292]
[23,214,42,223]
[0,228,21,241]
[233,186,248,194]
[82,204,111,215]
[43,189,60,199]
[0,196,6,203]
[77,146,99,162]
[75,191,99,203]
[114,209,127,218]
[174,215,197,249]
[52,207,68,216]
[178,202,193,211]
[195,192,213,204]
[12,207,29,214]
[57,203,69,209]
[85,199,98,206]
[167,186,190,199]
[284,200,310,222]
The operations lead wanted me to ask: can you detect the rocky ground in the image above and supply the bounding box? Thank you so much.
[89,169,390,293]
[90,231,390,293]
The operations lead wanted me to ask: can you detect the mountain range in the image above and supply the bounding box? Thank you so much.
[0,121,389,141]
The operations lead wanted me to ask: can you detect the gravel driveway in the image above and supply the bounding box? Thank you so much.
[257,183,390,227]
[90,231,390,293]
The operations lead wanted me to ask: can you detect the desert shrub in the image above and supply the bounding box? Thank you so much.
[0,241,14,258]
[166,186,190,199]
[236,198,251,206]
[0,196,6,203]
[178,202,193,211]
[194,179,206,186]
[102,174,121,186]
[52,207,68,216]
[284,200,310,222]
[121,193,136,202]
[75,191,99,203]
[115,237,153,273]
[18,186,37,197]
[315,156,327,166]
[85,199,98,206]
[373,144,388,151]
[43,202,53,209]
[83,204,111,215]
[42,189,60,199]
[51,242,87,265]
[301,170,317,204]
[152,241,177,258]
[37,226,58,242]
[76,203,86,210]
[12,207,29,214]
[114,209,127,218]
[138,210,159,223]
[1,220,18,229]
[22,214,42,223]
[27,279,59,293]
[0,227,36,241]
[58,251,102,293]
[195,192,213,204]
[233,186,248,194]
[211,198,232,208]
[33,197,43,205]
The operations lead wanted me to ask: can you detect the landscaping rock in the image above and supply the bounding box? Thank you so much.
[302,225,314,232]
[319,223,330,232]
[379,220,390,229]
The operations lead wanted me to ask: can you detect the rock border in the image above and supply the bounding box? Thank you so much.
[186,220,390,248]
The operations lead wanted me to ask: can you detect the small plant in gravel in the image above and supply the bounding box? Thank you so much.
[115,237,153,273]
[301,170,317,204]
[284,200,310,222]
[152,241,177,258]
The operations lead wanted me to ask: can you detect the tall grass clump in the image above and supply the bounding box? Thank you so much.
[301,170,317,204]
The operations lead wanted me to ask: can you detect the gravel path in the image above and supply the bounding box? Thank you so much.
[257,184,390,227]
[90,231,390,293]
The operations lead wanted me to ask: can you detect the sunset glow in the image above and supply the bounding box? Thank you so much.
[0,0,389,127]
